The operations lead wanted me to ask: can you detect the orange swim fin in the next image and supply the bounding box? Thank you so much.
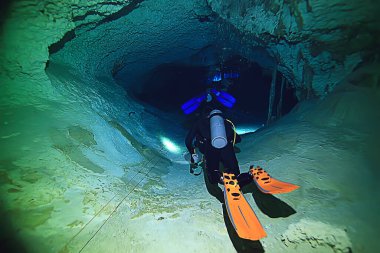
[223,173,267,241]
[249,166,300,194]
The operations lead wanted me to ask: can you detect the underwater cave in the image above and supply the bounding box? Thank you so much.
[0,0,379,253]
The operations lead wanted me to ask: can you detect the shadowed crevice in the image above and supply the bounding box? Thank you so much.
[48,29,76,55]
[0,0,14,27]
[96,0,144,26]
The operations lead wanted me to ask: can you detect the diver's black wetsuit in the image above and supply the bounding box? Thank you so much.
[185,113,242,184]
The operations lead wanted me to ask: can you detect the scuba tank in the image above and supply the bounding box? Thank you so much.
[209,109,227,149]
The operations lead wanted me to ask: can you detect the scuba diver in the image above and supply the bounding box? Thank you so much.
[182,64,253,186]
[185,105,239,184]
[184,92,252,187]
[182,69,299,241]
[182,69,299,242]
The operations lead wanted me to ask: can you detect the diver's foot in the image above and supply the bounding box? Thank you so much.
[237,172,253,188]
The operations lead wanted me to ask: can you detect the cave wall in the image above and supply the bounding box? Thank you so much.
[206,0,380,98]
[1,0,378,103]
[48,0,218,94]
[0,2,159,251]
[0,0,148,105]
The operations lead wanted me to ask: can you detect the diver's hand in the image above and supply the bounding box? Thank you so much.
[192,153,200,164]
[190,163,198,169]
[189,162,198,174]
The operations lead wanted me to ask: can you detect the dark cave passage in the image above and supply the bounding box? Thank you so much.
[121,55,299,129]
[131,64,209,112]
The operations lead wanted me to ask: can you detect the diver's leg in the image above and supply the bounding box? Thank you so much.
[237,173,253,188]
[202,160,224,203]
[205,148,222,184]
[221,144,253,188]
[221,144,240,175]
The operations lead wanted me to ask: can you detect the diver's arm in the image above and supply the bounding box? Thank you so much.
[185,124,198,155]
[185,125,202,164]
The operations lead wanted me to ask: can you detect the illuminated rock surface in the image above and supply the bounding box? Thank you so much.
[0,0,379,252]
